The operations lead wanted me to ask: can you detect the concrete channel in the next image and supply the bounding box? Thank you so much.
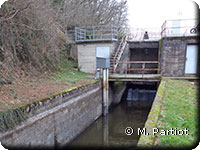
[0,79,163,148]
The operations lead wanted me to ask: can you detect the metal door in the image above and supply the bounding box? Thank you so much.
[185,45,198,74]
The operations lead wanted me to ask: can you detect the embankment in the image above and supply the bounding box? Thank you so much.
[0,81,102,148]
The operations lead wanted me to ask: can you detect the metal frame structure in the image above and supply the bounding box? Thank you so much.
[127,28,162,41]
[75,25,118,42]
[161,19,199,37]
[126,19,199,41]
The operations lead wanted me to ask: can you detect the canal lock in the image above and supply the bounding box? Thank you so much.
[69,81,159,147]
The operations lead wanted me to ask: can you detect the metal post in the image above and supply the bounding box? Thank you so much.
[103,68,109,116]
[103,116,109,146]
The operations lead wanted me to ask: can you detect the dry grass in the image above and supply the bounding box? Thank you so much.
[0,70,94,112]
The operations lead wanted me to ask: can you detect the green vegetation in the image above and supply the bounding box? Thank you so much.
[53,68,93,84]
[158,39,162,74]
[157,79,198,147]
[137,80,166,147]
[52,51,94,84]
[0,49,96,132]
[113,81,123,86]
[0,108,27,132]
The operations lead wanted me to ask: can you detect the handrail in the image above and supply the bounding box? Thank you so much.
[161,19,199,37]
[114,61,160,76]
[75,25,118,42]
[127,28,162,41]
[118,61,159,64]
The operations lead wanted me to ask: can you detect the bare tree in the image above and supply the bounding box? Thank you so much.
[0,0,128,83]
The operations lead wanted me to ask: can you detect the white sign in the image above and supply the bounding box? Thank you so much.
[96,47,110,58]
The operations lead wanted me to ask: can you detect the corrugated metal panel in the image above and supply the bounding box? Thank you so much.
[96,57,110,68]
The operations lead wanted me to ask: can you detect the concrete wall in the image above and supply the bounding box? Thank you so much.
[160,36,199,77]
[109,82,127,105]
[129,41,159,74]
[0,81,103,149]
[77,42,116,73]
[137,80,166,147]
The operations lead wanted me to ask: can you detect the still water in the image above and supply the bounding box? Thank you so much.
[69,89,155,148]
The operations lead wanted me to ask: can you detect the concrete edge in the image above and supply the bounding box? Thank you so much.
[0,80,100,133]
[0,86,102,140]
[137,80,166,147]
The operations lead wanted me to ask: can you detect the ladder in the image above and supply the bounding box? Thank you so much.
[110,36,128,73]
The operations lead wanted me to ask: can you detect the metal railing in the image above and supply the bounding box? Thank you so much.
[113,61,160,76]
[161,19,199,37]
[75,25,118,42]
[127,28,162,41]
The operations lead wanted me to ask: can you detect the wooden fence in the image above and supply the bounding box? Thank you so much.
[114,61,161,75]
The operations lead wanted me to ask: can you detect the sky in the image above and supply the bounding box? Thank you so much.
[0,0,199,28]
[127,0,199,28]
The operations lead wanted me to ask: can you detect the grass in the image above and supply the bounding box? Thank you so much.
[52,57,94,84]
[0,52,95,113]
[53,68,93,84]
[157,79,198,148]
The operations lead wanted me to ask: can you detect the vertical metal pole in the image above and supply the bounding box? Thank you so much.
[103,116,109,146]
[103,68,109,116]
[106,68,109,113]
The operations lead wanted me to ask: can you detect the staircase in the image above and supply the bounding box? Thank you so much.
[110,36,128,73]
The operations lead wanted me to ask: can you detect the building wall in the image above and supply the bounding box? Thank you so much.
[77,42,116,73]
[160,37,199,77]
[0,81,103,148]
[129,41,159,74]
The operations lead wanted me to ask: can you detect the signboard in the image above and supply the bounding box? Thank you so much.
[96,47,110,58]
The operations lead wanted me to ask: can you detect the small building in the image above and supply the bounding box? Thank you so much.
[73,19,199,78]
[160,19,199,77]
[127,19,199,78]
[75,26,118,73]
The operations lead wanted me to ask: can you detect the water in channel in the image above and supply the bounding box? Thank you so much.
[69,85,157,148]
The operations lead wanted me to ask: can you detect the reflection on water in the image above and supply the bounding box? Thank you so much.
[69,97,154,148]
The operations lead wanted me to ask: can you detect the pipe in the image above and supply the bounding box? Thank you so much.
[103,68,109,116]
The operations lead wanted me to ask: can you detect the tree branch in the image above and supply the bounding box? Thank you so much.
[0,2,33,23]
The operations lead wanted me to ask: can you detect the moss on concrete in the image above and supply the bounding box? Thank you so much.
[0,108,27,132]
[113,81,123,86]
[158,39,163,74]
[137,80,166,147]
[0,80,99,133]
[157,80,165,98]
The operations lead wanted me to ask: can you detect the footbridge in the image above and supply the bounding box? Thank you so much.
[108,32,161,82]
